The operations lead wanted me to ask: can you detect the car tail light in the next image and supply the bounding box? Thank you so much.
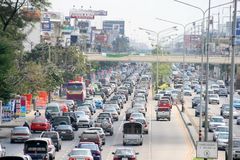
[129,157,136,160]
[69,158,76,160]
[113,157,120,160]
[145,124,147,128]
[85,157,92,160]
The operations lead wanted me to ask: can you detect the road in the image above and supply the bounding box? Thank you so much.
[1,87,195,160]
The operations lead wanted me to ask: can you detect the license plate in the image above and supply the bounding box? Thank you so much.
[122,158,128,160]
[61,131,66,134]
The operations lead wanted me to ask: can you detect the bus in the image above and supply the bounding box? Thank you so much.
[66,81,86,102]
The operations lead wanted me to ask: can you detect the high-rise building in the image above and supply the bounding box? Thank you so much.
[103,20,125,35]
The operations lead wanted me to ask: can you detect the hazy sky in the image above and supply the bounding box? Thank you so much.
[49,0,233,44]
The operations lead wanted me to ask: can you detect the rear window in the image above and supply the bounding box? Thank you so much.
[81,133,98,139]
[79,144,98,150]
[25,141,47,153]
[46,106,59,112]
[159,100,169,104]
[41,132,58,139]
[123,123,142,134]
[32,118,46,123]
[0,157,26,160]
[158,108,170,111]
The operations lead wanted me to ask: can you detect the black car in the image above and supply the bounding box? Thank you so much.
[55,125,74,140]
[192,96,203,108]
[52,116,78,131]
[40,131,62,151]
[125,108,140,121]
[62,112,79,131]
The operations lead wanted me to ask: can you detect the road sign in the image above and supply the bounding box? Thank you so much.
[196,141,218,159]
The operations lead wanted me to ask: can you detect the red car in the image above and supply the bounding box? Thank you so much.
[30,117,51,132]
[158,99,172,109]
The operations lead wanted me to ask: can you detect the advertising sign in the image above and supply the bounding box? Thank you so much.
[20,96,26,117]
[41,21,51,31]
[36,91,48,109]
[42,11,61,22]
[70,9,95,19]
[22,94,32,112]
[15,97,21,117]
[2,102,12,122]
[93,10,108,16]
[95,34,108,44]
[196,141,218,159]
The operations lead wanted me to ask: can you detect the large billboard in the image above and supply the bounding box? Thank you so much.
[103,20,125,35]
[70,9,95,19]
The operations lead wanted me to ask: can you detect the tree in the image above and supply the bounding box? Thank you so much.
[112,36,130,52]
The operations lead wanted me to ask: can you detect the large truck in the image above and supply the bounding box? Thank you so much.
[66,79,86,103]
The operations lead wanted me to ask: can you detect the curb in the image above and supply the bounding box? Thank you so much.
[175,104,197,149]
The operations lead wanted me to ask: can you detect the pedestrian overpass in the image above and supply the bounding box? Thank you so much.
[86,54,238,64]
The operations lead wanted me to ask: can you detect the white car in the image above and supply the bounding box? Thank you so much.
[75,111,92,128]
[209,116,226,132]
[217,132,229,150]
[222,106,239,119]
[213,126,229,141]
[68,148,93,160]
[208,94,220,104]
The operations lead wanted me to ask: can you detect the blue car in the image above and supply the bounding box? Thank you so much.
[95,99,103,109]
[233,99,240,110]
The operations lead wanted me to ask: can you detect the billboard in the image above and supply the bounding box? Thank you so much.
[70,9,95,19]
[94,10,108,16]
[95,34,108,43]
[42,11,61,22]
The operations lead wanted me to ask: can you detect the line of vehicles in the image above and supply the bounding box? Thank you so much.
[0,63,155,160]
[171,63,240,159]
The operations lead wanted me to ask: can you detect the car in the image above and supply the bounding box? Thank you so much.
[213,126,229,141]
[78,105,92,117]
[30,117,51,132]
[40,131,62,152]
[94,117,114,136]
[218,88,228,97]
[68,148,93,160]
[220,104,230,116]
[75,111,92,128]
[0,155,32,160]
[79,130,102,148]
[233,99,240,110]
[225,138,240,159]
[158,99,172,109]
[103,107,119,121]
[133,118,149,134]
[183,89,192,96]
[45,102,62,118]
[129,112,145,121]
[132,103,146,116]
[208,94,220,104]
[195,103,207,117]
[209,116,226,132]
[103,104,121,115]
[0,144,5,157]
[10,127,31,143]
[98,112,114,123]
[222,106,239,119]
[237,117,240,125]
[112,148,139,160]
[111,95,123,108]
[24,138,56,160]
[88,127,106,145]
[82,102,96,115]
[154,93,163,101]
[125,108,140,121]
[62,112,79,130]
[55,125,74,140]
[76,142,102,160]
[216,132,229,150]
[94,97,103,109]
[211,84,220,94]
[52,116,71,129]
[192,96,203,108]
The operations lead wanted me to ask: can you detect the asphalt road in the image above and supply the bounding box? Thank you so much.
[2,87,195,160]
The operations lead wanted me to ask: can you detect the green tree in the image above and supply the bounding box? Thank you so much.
[112,36,130,52]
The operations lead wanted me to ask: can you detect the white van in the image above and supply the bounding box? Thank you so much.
[45,102,62,118]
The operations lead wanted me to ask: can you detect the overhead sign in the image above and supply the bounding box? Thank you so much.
[196,141,218,159]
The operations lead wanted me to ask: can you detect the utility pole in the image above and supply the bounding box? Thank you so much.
[228,0,237,159]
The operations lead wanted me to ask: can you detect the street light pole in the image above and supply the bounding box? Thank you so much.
[228,1,237,159]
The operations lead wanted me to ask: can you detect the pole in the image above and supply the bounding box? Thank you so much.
[156,33,159,92]
[204,0,211,147]
[182,27,186,112]
[228,1,237,159]
[199,13,205,142]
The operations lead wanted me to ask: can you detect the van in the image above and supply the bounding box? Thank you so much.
[45,103,62,118]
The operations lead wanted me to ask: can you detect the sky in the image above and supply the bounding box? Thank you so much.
[49,0,233,45]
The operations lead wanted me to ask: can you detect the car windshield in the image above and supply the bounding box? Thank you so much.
[41,132,58,139]
[79,144,98,150]
[211,118,224,122]
[67,83,83,91]
[216,127,228,132]
[70,149,89,156]
[56,125,71,130]
[46,106,59,112]
[209,95,218,98]
[218,133,229,139]
[115,149,134,155]
[233,140,240,148]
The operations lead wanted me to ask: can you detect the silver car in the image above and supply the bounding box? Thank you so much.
[217,132,229,150]
[10,127,31,143]
[75,111,91,127]
[208,94,220,104]
[209,116,226,132]
[213,126,229,141]
[223,106,239,119]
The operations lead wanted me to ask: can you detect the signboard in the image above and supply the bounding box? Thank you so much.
[196,141,218,159]
[93,10,108,16]
[2,103,12,122]
[20,96,26,117]
[22,94,32,112]
[36,91,48,109]
[42,11,61,22]
[41,21,51,31]
[235,17,240,45]
[70,9,95,19]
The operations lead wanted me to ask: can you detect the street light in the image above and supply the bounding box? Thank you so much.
[139,26,177,91]
[156,18,199,113]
